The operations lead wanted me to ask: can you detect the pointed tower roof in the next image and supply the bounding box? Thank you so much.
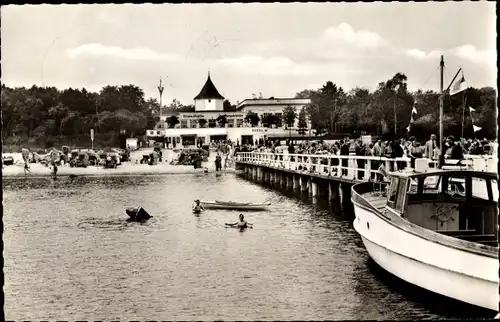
[194,72,225,100]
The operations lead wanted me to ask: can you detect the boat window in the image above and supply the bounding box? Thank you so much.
[472,177,492,201]
[448,175,466,196]
[395,178,409,213]
[408,178,418,194]
[387,177,399,204]
[423,175,440,191]
[492,179,499,201]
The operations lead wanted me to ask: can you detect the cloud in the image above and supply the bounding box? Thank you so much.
[320,23,387,48]
[452,45,496,65]
[404,48,441,60]
[66,43,183,62]
[217,55,318,76]
[403,44,495,67]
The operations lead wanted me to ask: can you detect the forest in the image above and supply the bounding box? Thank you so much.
[1,72,496,151]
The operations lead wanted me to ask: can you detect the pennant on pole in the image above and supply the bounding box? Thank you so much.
[469,106,475,113]
[450,74,467,96]
[473,125,482,132]
[412,106,417,114]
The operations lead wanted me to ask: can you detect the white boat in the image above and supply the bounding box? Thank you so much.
[351,167,498,312]
[200,200,271,211]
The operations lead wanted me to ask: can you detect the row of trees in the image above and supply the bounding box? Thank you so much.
[1,72,496,149]
[294,73,496,141]
[1,84,157,148]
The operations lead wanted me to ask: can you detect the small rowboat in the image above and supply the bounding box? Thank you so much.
[201,200,270,211]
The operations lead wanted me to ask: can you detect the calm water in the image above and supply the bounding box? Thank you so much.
[3,173,492,320]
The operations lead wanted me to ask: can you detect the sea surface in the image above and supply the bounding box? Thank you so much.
[3,173,493,320]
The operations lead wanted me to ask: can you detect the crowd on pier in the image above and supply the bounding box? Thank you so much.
[229,135,494,158]
[216,135,496,174]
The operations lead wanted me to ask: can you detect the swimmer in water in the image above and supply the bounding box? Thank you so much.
[225,214,253,229]
[192,199,205,213]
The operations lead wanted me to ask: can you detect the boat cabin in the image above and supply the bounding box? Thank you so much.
[385,170,498,247]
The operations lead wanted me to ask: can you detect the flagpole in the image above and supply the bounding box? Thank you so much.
[461,90,466,139]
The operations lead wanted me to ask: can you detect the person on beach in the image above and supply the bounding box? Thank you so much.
[22,148,31,175]
[192,199,205,213]
[215,153,222,171]
[51,160,58,179]
[225,214,253,229]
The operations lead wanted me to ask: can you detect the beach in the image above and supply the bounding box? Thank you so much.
[2,148,232,177]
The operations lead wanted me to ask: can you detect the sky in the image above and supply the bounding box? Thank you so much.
[1,3,497,105]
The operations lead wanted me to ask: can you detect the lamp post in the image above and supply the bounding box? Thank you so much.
[393,84,400,138]
[158,78,164,147]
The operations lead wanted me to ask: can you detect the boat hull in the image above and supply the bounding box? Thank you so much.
[201,200,270,211]
[352,203,499,312]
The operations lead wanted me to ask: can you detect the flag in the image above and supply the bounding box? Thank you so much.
[406,125,411,132]
[469,106,475,113]
[473,125,482,132]
[412,106,417,114]
[450,75,467,96]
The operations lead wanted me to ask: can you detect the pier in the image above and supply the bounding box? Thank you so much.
[235,152,497,204]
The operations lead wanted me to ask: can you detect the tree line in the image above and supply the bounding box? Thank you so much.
[294,73,496,141]
[1,72,496,150]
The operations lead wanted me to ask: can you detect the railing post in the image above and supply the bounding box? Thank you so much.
[350,156,355,179]
[337,155,342,177]
[385,159,391,173]
[364,158,371,181]
[328,156,332,176]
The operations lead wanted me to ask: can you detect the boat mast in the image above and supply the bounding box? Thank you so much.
[439,56,463,168]
[439,55,444,166]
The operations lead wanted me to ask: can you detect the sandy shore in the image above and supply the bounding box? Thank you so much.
[2,148,234,178]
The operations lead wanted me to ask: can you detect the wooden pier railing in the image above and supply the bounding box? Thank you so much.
[235,152,497,183]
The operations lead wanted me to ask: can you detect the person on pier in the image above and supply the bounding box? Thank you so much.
[371,139,383,181]
[424,134,437,160]
[355,140,366,180]
[391,140,404,171]
[340,140,350,177]
[445,136,464,164]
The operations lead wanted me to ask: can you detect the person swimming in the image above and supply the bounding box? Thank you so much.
[192,199,205,213]
[225,214,253,229]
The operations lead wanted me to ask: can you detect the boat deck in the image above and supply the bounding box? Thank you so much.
[362,192,387,211]
[361,188,498,249]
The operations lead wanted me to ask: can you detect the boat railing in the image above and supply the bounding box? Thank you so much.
[235,152,497,182]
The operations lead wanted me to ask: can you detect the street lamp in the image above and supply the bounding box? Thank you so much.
[158,77,164,129]
[158,77,165,148]
[393,84,400,138]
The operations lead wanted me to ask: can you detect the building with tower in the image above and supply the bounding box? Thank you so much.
[146,73,311,147]
[193,72,225,112]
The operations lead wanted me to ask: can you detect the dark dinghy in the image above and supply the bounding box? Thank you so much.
[126,207,153,222]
